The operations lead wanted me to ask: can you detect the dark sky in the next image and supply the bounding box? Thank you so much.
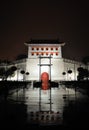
[0,0,89,62]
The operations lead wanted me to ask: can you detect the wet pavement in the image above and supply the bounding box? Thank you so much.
[0,84,89,129]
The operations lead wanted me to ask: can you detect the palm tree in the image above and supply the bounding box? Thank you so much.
[5,66,17,80]
[0,66,17,80]
[77,67,89,80]
[11,66,17,71]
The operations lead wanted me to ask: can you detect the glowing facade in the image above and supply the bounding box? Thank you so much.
[0,39,87,81]
[25,39,65,81]
[24,39,86,81]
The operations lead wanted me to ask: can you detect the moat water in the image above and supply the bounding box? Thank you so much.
[0,84,89,129]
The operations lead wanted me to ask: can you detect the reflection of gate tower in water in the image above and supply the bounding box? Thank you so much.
[39,55,52,111]
[39,55,52,90]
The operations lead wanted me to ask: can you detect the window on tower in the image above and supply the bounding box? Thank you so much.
[46,48,48,50]
[56,52,58,56]
[46,53,48,55]
[41,52,44,55]
[51,47,53,50]
[41,48,44,50]
[31,52,34,55]
[51,53,53,55]
[56,47,58,50]
[36,53,39,55]
[36,48,39,50]
[32,47,34,50]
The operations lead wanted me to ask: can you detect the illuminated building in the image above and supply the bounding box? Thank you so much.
[0,39,87,82]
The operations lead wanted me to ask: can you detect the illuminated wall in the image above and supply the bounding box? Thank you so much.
[25,43,65,81]
[25,41,87,81]
[0,40,87,81]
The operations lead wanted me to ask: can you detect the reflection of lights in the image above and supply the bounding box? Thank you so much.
[8,84,85,126]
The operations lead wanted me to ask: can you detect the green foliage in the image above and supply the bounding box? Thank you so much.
[82,56,89,64]
[77,67,89,80]
[0,66,17,80]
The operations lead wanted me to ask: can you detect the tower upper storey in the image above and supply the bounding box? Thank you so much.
[24,39,65,59]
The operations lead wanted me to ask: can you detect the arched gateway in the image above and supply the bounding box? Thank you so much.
[41,72,49,90]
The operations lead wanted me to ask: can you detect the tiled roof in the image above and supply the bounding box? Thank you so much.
[25,39,64,44]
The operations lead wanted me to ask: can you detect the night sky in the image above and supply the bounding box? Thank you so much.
[0,0,89,62]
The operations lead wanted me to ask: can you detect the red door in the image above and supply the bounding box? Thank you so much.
[41,72,49,90]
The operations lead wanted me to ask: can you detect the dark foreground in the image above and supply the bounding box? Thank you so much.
[0,97,89,129]
[0,81,89,129]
